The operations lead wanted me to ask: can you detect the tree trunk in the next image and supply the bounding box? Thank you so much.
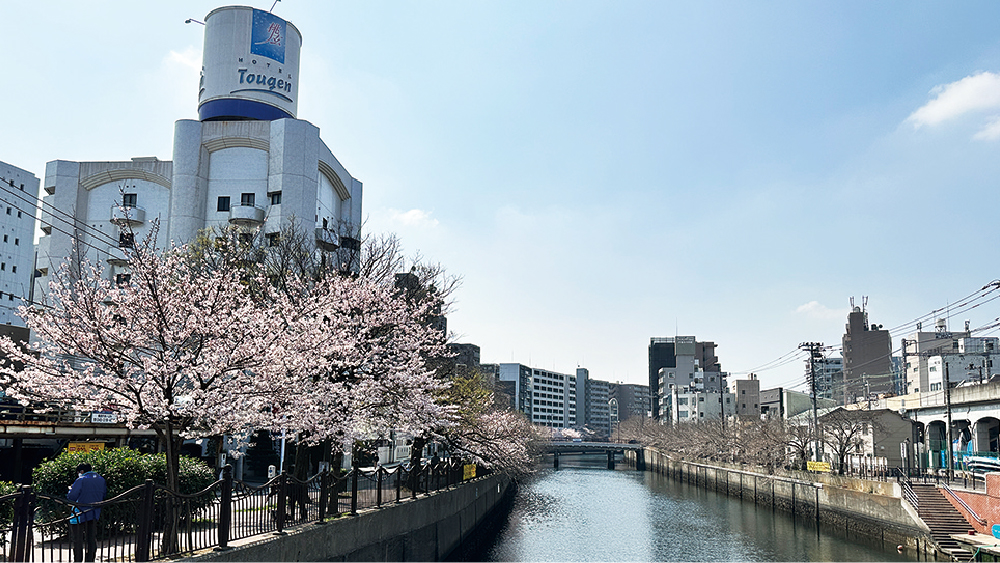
[408,436,427,493]
[158,420,182,556]
[290,440,311,520]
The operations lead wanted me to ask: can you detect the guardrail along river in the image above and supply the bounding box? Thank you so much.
[477,454,915,562]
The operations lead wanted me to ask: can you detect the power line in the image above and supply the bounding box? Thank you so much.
[0,177,122,249]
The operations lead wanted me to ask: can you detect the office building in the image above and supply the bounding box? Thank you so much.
[901,319,1000,400]
[578,368,611,437]
[728,375,760,418]
[650,336,723,420]
[0,162,39,327]
[446,343,481,376]
[842,302,892,404]
[669,386,735,423]
[609,383,651,422]
[810,356,843,401]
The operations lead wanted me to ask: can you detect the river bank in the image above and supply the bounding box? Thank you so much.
[625,448,944,559]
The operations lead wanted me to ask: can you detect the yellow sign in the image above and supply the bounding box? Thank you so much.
[67,442,105,453]
[463,464,476,480]
[807,461,831,473]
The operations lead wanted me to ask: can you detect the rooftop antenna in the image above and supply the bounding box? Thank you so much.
[270,0,280,13]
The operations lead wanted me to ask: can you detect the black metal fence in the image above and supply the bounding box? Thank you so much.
[0,460,481,562]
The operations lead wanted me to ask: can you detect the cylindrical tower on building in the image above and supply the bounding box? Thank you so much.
[198,6,302,121]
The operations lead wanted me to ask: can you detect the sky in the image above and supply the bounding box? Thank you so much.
[5,1,1000,393]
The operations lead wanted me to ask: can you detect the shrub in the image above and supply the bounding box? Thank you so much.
[32,447,216,535]
[0,480,16,545]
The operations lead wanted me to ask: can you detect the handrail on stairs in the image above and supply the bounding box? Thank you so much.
[941,482,987,526]
[894,467,919,511]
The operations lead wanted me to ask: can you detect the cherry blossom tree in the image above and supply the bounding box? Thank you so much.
[186,224,460,478]
[431,370,539,474]
[272,272,455,445]
[0,225,296,494]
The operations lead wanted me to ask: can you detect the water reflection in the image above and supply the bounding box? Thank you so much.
[481,455,914,562]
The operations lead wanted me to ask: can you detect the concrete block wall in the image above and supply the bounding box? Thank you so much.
[183,473,513,562]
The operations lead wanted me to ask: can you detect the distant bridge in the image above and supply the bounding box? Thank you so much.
[541,441,642,469]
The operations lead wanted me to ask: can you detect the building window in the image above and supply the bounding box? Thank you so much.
[2,235,6,243]
[266,232,279,247]
[217,196,231,212]
[13,238,17,246]
[115,273,132,286]
[119,232,135,248]
[1,263,4,270]
[122,193,137,207]
[5,207,9,215]
[241,193,255,207]
[10,266,15,274]
[269,191,281,205]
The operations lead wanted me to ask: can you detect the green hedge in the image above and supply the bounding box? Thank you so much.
[32,448,216,535]
[0,480,16,545]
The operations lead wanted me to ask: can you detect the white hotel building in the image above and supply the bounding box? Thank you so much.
[35,6,362,295]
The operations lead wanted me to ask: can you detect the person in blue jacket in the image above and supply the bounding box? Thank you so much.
[67,463,107,562]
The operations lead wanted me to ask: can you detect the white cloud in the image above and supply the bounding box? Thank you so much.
[906,72,1000,130]
[795,301,847,320]
[973,116,1000,141]
[388,208,439,229]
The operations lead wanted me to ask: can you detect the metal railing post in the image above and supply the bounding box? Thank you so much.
[350,469,359,515]
[395,467,402,502]
[11,485,34,563]
[217,465,232,551]
[376,467,384,507]
[275,472,287,534]
[135,479,156,562]
[318,470,330,523]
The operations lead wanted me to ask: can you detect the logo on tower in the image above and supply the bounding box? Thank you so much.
[251,9,286,64]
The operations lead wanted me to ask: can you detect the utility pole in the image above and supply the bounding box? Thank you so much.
[800,342,824,463]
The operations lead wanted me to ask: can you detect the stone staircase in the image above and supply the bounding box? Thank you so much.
[910,483,975,560]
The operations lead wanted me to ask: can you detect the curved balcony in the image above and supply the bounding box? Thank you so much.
[228,204,265,226]
[110,205,146,226]
[315,228,339,251]
[107,247,130,266]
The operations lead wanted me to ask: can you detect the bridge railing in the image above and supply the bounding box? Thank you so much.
[1,460,487,562]
[0,400,83,424]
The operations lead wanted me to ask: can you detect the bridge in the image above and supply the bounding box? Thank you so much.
[541,441,642,469]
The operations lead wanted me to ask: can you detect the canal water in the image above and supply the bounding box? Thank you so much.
[478,455,916,562]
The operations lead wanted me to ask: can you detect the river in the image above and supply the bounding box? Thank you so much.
[477,454,917,562]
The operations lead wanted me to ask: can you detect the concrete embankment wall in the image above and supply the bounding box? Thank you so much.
[184,473,513,562]
[627,448,934,554]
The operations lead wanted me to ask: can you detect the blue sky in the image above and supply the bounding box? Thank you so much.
[6,1,1000,392]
